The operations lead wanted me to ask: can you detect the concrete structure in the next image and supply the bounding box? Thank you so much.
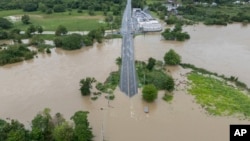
[132,8,162,32]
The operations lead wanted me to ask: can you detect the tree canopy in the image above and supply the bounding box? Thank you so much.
[0,108,93,141]
[164,49,181,65]
[142,84,158,102]
[0,18,13,29]
[80,77,96,96]
[61,34,83,50]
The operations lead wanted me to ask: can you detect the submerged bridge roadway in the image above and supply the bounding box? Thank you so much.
[119,0,138,97]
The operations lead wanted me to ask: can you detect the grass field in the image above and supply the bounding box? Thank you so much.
[1,10,106,31]
[188,72,250,119]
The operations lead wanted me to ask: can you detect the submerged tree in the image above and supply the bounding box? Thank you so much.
[71,111,93,141]
[80,77,96,96]
[142,84,158,102]
[146,57,156,71]
[164,49,181,65]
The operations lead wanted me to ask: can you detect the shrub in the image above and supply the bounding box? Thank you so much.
[53,4,66,12]
[142,84,158,102]
[53,37,63,47]
[145,71,175,91]
[0,18,13,29]
[23,3,38,12]
[164,49,181,65]
[61,34,83,50]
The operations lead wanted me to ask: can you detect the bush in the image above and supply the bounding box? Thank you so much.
[145,71,175,91]
[0,45,36,66]
[53,4,66,12]
[54,37,63,47]
[146,57,156,71]
[80,77,96,96]
[0,30,8,39]
[142,84,158,102]
[23,3,38,12]
[161,24,190,41]
[29,35,45,45]
[55,25,67,36]
[21,14,30,24]
[61,34,83,50]
[0,18,13,29]
[82,35,93,46]
[164,49,181,65]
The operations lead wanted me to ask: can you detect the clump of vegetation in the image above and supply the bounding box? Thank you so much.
[61,34,83,50]
[54,27,104,50]
[0,18,13,29]
[163,92,174,102]
[80,77,96,96]
[164,49,181,65]
[180,63,250,92]
[188,72,250,119]
[0,44,36,66]
[165,15,195,25]
[96,71,120,94]
[136,59,175,92]
[21,14,30,24]
[0,108,93,141]
[161,24,190,41]
[142,84,158,102]
[55,25,68,36]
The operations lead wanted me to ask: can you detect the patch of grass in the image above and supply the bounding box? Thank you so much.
[2,10,105,31]
[188,72,250,119]
[180,63,250,92]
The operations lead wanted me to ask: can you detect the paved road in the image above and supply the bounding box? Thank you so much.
[119,0,138,97]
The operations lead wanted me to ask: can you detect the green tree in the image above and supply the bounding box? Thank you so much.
[146,57,156,71]
[82,35,93,46]
[37,25,43,34]
[88,6,95,16]
[142,84,158,102]
[53,4,66,12]
[80,77,96,96]
[61,34,83,50]
[145,71,174,91]
[0,120,28,141]
[38,3,47,12]
[53,122,74,141]
[0,18,13,29]
[53,37,63,47]
[25,24,37,37]
[23,3,38,12]
[30,35,45,45]
[55,25,67,36]
[31,108,54,141]
[71,111,93,141]
[21,14,30,24]
[0,30,8,39]
[164,49,181,65]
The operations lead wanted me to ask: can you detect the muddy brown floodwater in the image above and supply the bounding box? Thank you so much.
[0,24,250,141]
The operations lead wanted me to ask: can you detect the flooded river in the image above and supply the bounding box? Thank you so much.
[0,23,250,141]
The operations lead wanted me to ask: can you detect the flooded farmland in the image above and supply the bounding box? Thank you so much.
[0,23,250,141]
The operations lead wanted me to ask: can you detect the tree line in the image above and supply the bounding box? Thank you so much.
[0,108,93,141]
